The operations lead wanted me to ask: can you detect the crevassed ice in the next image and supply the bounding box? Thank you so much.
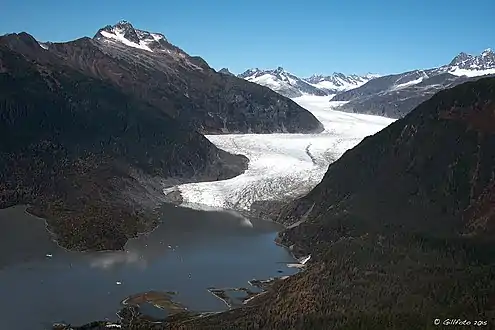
[173,95,395,212]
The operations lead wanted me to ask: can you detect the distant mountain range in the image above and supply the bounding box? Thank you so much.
[233,49,495,119]
[332,48,495,118]
[305,72,380,93]
[236,67,377,98]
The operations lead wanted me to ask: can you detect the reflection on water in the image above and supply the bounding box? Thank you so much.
[0,204,298,330]
[88,251,146,270]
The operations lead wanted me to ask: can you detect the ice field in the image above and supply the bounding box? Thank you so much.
[173,95,395,211]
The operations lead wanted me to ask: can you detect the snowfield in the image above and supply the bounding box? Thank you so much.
[173,95,395,212]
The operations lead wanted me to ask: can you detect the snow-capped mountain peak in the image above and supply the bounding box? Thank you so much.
[331,47,495,119]
[482,48,493,57]
[447,48,495,76]
[238,67,379,98]
[94,20,169,53]
[237,68,261,78]
[304,72,379,93]
[92,21,209,71]
[239,67,288,79]
[238,67,329,98]
[448,52,473,66]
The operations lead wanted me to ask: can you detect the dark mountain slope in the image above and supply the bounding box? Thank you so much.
[0,43,247,251]
[281,76,495,241]
[1,22,324,134]
[331,48,495,119]
[143,77,495,329]
[332,69,476,118]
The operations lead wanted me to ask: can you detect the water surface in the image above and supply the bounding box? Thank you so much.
[0,204,297,330]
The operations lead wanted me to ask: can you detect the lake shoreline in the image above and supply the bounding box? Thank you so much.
[2,195,299,255]
[0,201,301,330]
[42,201,308,330]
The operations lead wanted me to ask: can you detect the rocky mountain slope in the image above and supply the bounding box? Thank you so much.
[104,77,495,329]
[0,34,250,251]
[239,67,375,98]
[34,21,323,134]
[333,49,495,118]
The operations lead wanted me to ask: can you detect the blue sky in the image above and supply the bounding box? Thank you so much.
[2,0,494,77]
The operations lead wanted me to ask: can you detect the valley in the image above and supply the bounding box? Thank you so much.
[0,89,393,329]
[1,10,495,330]
[173,96,394,212]
[0,21,396,330]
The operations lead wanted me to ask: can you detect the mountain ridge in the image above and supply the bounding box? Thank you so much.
[236,48,495,113]
[238,67,377,97]
[332,48,495,118]
[14,21,324,135]
[238,67,330,98]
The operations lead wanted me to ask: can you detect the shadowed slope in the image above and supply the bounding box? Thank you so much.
[0,42,247,251]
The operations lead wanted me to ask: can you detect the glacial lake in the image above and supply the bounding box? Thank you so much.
[0,204,299,330]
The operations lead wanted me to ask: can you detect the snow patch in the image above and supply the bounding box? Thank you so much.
[246,73,284,89]
[150,33,164,42]
[392,77,425,90]
[448,67,495,77]
[299,255,311,264]
[310,78,363,92]
[99,30,153,52]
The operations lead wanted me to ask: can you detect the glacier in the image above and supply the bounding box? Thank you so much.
[172,95,395,212]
